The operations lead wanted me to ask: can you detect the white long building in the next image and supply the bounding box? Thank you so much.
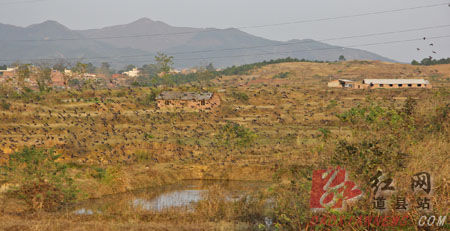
[328,79,432,89]
[360,79,431,89]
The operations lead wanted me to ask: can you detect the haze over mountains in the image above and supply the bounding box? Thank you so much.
[0,18,395,68]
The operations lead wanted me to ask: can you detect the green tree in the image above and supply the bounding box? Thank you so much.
[86,62,96,73]
[125,64,136,71]
[338,55,346,61]
[206,63,215,72]
[52,59,69,72]
[216,122,256,147]
[155,52,174,86]
[119,64,136,74]
[100,62,111,76]
[155,52,174,74]
[1,147,79,211]
[416,57,450,66]
[139,64,158,77]
[72,62,87,77]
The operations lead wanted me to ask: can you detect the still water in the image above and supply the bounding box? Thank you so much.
[73,180,269,215]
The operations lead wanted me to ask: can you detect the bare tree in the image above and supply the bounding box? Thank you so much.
[16,64,31,90]
[35,63,52,92]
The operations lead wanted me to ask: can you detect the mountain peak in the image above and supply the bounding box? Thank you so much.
[32,20,63,26]
[27,20,69,31]
[1,19,396,68]
[127,17,172,28]
[133,17,155,23]
[41,20,60,24]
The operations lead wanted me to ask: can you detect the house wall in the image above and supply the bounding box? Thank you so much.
[157,94,221,110]
[1,71,15,78]
[327,80,342,88]
[51,71,66,88]
[353,83,367,89]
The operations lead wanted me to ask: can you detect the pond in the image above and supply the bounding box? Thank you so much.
[73,180,270,215]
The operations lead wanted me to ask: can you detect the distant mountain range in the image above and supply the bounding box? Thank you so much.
[0,18,396,68]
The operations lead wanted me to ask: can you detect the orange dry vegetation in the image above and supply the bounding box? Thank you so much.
[0,61,448,230]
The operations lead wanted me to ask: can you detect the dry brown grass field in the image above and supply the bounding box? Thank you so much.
[0,61,448,230]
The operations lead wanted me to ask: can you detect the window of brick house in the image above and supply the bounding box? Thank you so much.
[408,84,412,87]
[398,84,403,87]
[201,100,206,105]
[418,84,422,87]
[379,84,384,87]
[165,100,170,105]
[389,84,393,87]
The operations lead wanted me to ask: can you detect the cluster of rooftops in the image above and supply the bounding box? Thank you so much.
[155,78,432,102]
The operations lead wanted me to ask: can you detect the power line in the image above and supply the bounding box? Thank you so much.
[237,2,450,29]
[0,0,48,5]
[166,24,450,56]
[2,35,448,63]
[13,25,450,60]
[102,24,450,60]
[101,35,450,63]
[1,2,448,42]
[171,35,450,61]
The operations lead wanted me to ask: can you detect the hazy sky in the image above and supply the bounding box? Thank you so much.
[1,0,449,62]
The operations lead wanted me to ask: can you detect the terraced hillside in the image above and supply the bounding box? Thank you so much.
[0,61,448,230]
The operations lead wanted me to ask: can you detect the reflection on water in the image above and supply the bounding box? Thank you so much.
[73,180,268,215]
[132,189,205,211]
[74,208,94,215]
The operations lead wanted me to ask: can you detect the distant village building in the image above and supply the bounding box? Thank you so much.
[0,67,17,78]
[169,69,181,74]
[112,73,126,79]
[157,69,182,77]
[83,73,98,79]
[180,68,198,75]
[64,69,73,76]
[123,68,140,77]
[328,79,431,89]
[359,79,431,89]
[111,73,129,87]
[156,91,221,110]
[51,70,66,88]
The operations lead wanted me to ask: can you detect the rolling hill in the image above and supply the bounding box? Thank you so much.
[0,18,395,68]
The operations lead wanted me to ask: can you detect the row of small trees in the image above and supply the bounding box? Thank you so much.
[12,62,90,92]
[411,57,450,66]
[3,55,352,91]
[1,53,175,92]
